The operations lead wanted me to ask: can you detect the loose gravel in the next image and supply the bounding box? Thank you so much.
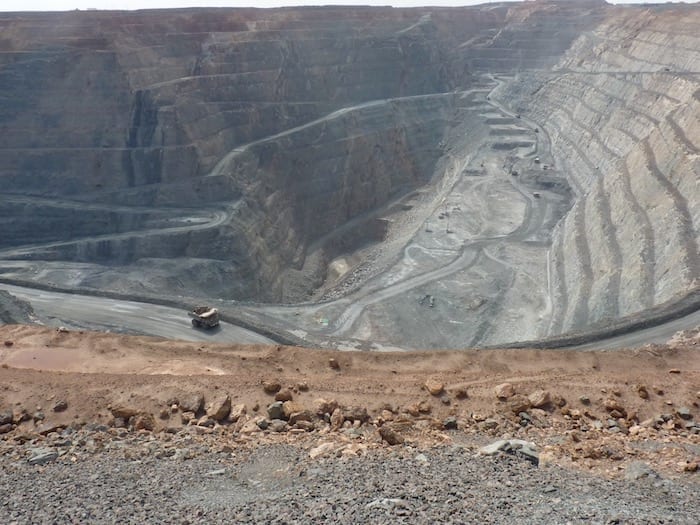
[1,443,697,524]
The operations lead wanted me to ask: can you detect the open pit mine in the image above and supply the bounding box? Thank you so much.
[0,0,698,350]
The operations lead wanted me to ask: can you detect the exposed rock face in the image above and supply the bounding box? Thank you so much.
[0,2,697,343]
[500,5,700,335]
[0,4,601,302]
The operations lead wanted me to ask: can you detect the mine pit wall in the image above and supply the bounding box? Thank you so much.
[501,6,700,336]
[217,96,456,302]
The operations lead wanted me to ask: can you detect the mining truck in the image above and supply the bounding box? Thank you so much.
[188,306,220,329]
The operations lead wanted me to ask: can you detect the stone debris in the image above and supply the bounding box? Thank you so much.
[624,461,660,481]
[424,378,445,396]
[262,381,281,394]
[206,394,231,422]
[27,447,59,466]
[274,389,294,402]
[314,398,339,416]
[110,406,138,419]
[528,390,551,408]
[267,402,285,420]
[229,404,246,423]
[479,439,539,465]
[378,425,404,446]
[179,394,204,414]
[495,383,515,400]
[328,358,340,370]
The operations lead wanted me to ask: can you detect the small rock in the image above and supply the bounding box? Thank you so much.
[635,385,649,399]
[297,382,309,392]
[652,386,664,395]
[677,407,693,420]
[0,411,12,425]
[158,409,170,420]
[111,406,138,419]
[507,395,532,414]
[479,439,538,465]
[668,369,681,374]
[180,411,195,424]
[314,398,339,416]
[378,425,404,446]
[3,340,13,347]
[495,383,515,400]
[683,461,698,473]
[262,381,281,394]
[443,416,458,430]
[112,417,127,428]
[52,400,68,413]
[328,358,340,370]
[196,415,215,428]
[206,394,231,422]
[179,394,204,414]
[27,448,58,466]
[56,326,69,333]
[330,408,344,430]
[624,461,660,481]
[268,419,288,433]
[294,420,315,432]
[229,404,246,423]
[133,413,155,431]
[528,390,551,408]
[0,423,13,434]
[275,389,294,402]
[604,398,627,417]
[579,395,590,405]
[482,418,499,430]
[282,401,305,419]
[344,406,369,423]
[424,378,444,396]
[288,410,313,425]
[267,401,284,420]
[309,442,337,459]
[206,469,226,476]
[239,418,262,433]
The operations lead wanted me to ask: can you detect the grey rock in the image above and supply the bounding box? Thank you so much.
[624,461,660,481]
[179,394,205,414]
[677,407,692,420]
[267,401,285,420]
[27,448,59,466]
[479,439,538,465]
[443,416,458,430]
[53,400,68,412]
[268,419,288,433]
[0,411,12,425]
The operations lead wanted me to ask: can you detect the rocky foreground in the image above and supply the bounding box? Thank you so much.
[0,325,698,523]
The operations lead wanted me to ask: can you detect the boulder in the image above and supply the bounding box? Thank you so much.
[282,401,305,419]
[206,394,231,421]
[262,381,281,394]
[275,389,294,402]
[179,394,204,414]
[495,383,515,400]
[267,401,284,420]
[527,390,551,408]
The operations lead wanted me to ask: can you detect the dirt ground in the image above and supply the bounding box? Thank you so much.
[0,324,698,481]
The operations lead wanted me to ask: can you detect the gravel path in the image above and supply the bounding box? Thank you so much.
[1,442,697,524]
